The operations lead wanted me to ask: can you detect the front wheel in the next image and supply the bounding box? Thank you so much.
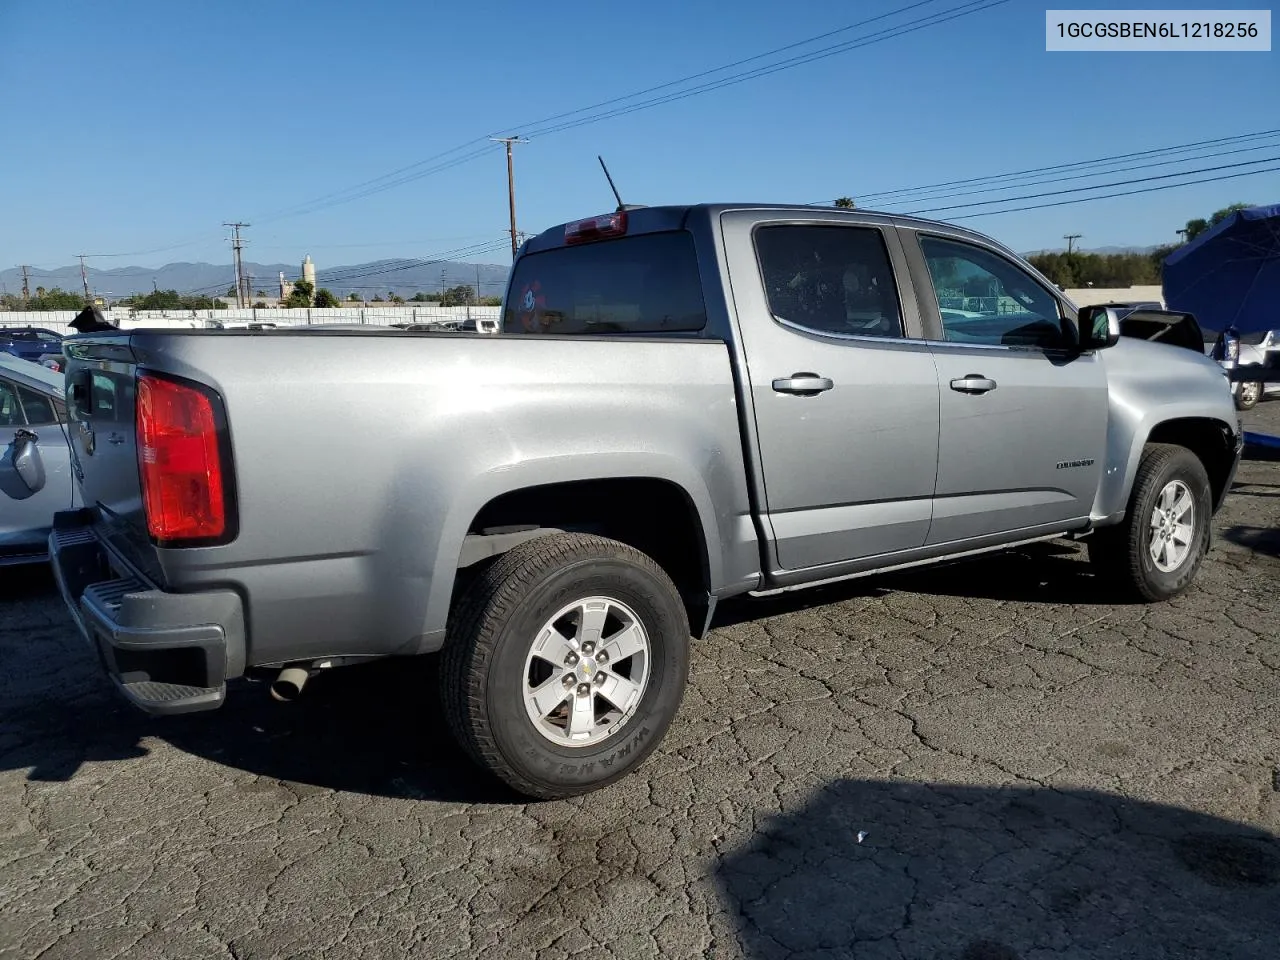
[1088,443,1213,601]
[1235,380,1262,411]
[441,533,690,799]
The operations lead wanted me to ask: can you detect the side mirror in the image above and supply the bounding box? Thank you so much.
[3,429,46,499]
[1077,305,1122,351]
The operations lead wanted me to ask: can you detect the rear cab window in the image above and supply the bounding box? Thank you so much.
[69,369,135,425]
[503,231,707,335]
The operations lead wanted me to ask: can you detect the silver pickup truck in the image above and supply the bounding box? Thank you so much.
[40,204,1241,799]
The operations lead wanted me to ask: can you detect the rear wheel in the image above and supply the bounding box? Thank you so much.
[441,533,690,799]
[1088,443,1213,601]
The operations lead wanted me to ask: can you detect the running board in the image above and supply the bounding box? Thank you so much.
[749,532,1070,598]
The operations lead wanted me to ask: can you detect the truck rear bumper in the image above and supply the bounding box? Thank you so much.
[49,510,246,716]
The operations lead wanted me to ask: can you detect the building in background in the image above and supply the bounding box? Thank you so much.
[279,254,317,301]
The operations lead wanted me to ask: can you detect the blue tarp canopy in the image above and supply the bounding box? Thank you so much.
[1163,203,1280,336]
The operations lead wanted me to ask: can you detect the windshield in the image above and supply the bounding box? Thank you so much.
[4,329,62,343]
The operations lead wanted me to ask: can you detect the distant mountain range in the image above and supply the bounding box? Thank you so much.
[0,259,512,300]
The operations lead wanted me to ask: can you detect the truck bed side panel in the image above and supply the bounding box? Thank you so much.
[126,331,760,665]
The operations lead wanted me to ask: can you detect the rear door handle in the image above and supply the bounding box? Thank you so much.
[772,374,834,396]
[949,375,997,395]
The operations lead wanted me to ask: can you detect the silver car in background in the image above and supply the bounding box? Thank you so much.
[0,354,78,565]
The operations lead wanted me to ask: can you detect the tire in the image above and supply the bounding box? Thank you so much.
[1235,380,1261,411]
[1088,443,1213,602]
[440,532,690,800]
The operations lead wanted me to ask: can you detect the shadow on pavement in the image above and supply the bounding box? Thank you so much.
[1220,524,1280,559]
[0,564,517,802]
[4,540,1140,798]
[716,779,1280,960]
[717,541,1133,625]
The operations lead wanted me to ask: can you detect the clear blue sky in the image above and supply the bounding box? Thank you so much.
[2,0,1277,273]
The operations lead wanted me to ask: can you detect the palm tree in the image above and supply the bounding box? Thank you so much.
[834,197,856,209]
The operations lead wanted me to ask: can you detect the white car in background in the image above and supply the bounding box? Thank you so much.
[1204,328,1280,410]
[1229,330,1280,410]
[0,354,78,565]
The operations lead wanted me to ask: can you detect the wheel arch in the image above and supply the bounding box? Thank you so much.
[415,460,724,652]
[1097,416,1239,523]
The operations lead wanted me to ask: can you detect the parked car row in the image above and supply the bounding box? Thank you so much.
[0,353,78,565]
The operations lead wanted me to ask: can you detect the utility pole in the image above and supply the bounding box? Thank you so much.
[1063,234,1082,256]
[475,264,481,305]
[224,222,250,308]
[77,255,91,301]
[490,136,529,259]
[20,265,30,306]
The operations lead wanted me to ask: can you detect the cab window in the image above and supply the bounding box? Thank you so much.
[754,224,904,338]
[920,235,1071,349]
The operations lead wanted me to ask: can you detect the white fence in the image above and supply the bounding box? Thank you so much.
[0,305,501,335]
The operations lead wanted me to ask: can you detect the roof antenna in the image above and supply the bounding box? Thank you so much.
[598,156,631,212]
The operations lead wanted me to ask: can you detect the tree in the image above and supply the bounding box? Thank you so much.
[409,292,434,302]
[283,280,314,308]
[132,289,184,310]
[213,299,228,310]
[225,286,237,298]
[313,288,340,308]
[253,300,267,308]
[1183,202,1252,241]
[23,286,86,310]
[347,292,361,302]
[389,294,405,304]
[479,296,503,306]
[440,284,475,307]
[371,294,384,302]
[833,197,856,209]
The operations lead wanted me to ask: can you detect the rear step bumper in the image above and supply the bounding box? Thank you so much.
[49,510,245,716]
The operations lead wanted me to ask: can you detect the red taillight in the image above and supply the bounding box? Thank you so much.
[136,373,227,543]
[565,211,627,244]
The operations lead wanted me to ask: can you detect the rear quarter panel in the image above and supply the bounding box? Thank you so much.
[133,331,759,665]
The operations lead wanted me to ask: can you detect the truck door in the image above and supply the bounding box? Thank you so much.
[901,228,1108,545]
[720,211,940,572]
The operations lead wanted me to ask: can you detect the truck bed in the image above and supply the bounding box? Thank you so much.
[59,328,761,673]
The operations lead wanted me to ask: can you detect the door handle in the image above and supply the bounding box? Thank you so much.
[772,374,834,396]
[949,375,997,395]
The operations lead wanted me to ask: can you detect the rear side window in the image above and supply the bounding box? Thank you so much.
[503,231,707,335]
[754,225,904,338]
[0,381,20,426]
[16,385,58,425]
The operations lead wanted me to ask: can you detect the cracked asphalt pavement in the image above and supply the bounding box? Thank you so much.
[3,404,1279,959]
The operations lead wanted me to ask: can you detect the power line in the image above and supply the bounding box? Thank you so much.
[866,137,1280,208]
[945,164,1280,221]
[248,0,1008,225]
[906,155,1280,216]
[805,127,1280,207]
[520,1,1011,141]
[856,126,1280,203]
